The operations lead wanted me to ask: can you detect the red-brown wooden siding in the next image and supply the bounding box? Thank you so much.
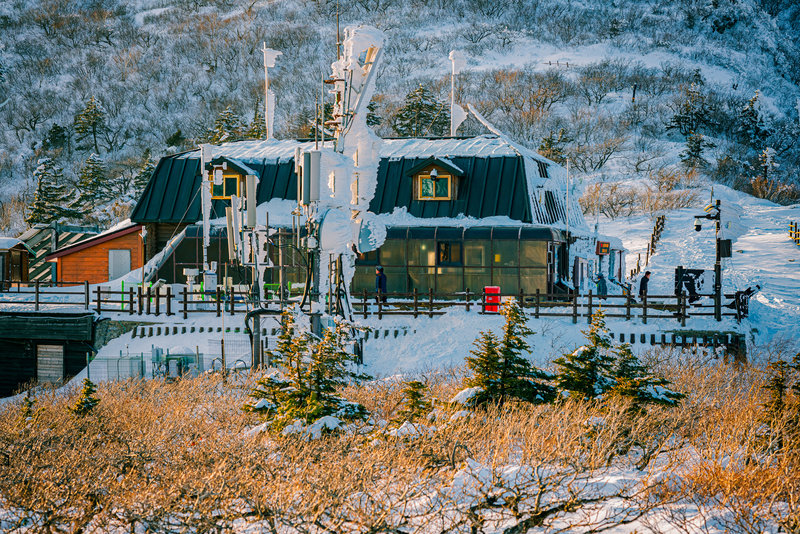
[55,232,143,284]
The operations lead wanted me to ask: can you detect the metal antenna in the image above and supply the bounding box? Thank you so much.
[336,0,341,60]
[315,94,319,149]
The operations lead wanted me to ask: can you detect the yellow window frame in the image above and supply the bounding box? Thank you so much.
[416,173,452,201]
[210,172,242,200]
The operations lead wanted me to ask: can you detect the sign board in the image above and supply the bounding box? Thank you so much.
[595,241,610,255]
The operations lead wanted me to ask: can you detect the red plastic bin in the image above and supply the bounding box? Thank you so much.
[484,286,501,312]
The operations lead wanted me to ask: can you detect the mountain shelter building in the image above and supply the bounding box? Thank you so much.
[130,135,624,296]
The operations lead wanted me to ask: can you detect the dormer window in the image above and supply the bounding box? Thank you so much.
[210,169,242,199]
[407,157,464,202]
[418,169,452,200]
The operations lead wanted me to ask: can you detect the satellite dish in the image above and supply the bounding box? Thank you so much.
[355,213,386,253]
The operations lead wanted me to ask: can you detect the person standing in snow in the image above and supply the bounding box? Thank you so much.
[638,271,651,299]
[596,273,608,299]
[375,266,387,302]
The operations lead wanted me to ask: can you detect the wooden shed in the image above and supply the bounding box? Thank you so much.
[0,237,32,289]
[45,223,144,284]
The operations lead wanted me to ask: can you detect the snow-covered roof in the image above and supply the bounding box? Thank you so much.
[176,135,525,163]
[0,237,25,251]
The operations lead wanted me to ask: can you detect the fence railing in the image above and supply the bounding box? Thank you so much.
[0,283,749,323]
[790,221,800,246]
[630,215,666,279]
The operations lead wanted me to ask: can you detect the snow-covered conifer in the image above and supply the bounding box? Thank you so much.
[553,309,616,401]
[464,300,554,407]
[737,91,770,151]
[392,85,449,137]
[394,380,432,424]
[133,149,156,195]
[71,153,108,216]
[26,157,79,225]
[607,344,684,410]
[207,105,244,144]
[73,96,106,154]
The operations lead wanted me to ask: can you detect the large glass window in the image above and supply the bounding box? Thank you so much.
[520,241,547,267]
[408,240,435,266]
[408,267,435,293]
[464,267,491,292]
[379,239,406,266]
[493,268,519,293]
[520,268,548,293]
[437,241,462,266]
[436,266,462,294]
[356,250,378,265]
[492,240,518,267]
[463,240,489,266]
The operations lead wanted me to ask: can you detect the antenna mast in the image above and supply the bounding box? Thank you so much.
[262,42,270,139]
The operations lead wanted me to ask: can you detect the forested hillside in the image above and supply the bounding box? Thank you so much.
[0,0,798,233]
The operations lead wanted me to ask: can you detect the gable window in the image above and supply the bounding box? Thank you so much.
[210,171,242,199]
[417,169,451,200]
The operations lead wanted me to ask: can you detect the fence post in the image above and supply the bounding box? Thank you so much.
[128,287,134,315]
[413,288,418,318]
[377,290,383,320]
[95,286,102,314]
[714,285,721,322]
[137,285,143,315]
[34,279,40,312]
[465,288,471,312]
[229,287,235,316]
[625,293,631,320]
[182,286,188,320]
[680,293,687,327]
[481,289,486,314]
[216,288,221,317]
[146,286,151,315]
[535,289,540,319]
[642,294,647,325]
[428,288,434,318]
[518,288,525,309]
[154,286,160,316]
[572,291,578,324]
[587,289,593,324]
[166,285,172,316]
[84,281,90,311]
[362,289,368,319]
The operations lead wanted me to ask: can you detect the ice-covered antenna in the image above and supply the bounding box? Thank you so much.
[262,43,282,139]
[449,50,467,137]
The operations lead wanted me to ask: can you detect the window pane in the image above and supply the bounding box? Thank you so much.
[356,250,378,265]
[520,241,547,267]
[420,177,434,198]
[212,182,225,197]
[379,239,405,266]
[408,240,435,266]
[463,240,489,266]
[408,267,434,293]
[437,241,462,266]
[493,268,519,293]
[225,177,238,197]
[436,266,462,294]
[435,177,449,198]
[492,240,518,266]
[520,268,547,294]
[384,266,407,293]
[464,267,491,292]
[351,265,374,293]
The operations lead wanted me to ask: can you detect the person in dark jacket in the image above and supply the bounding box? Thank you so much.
[638,271,651,299]
[375,266,387,302]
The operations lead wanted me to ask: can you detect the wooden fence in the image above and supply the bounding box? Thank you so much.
[356,288,745,324]
[791,221,800,245]
[0,283,748,323]
[630,215,666,279]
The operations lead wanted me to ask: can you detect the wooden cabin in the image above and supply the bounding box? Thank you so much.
[0,237,31,290]
[45,223,144,284]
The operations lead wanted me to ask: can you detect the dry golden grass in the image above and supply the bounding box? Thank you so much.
[1,348,799,533]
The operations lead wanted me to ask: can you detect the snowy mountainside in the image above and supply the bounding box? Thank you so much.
[1,0,799,233]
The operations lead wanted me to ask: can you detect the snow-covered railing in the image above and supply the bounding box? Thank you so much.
[790,221,800,246]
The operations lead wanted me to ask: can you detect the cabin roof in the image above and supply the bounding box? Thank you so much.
[44,223,142,260]
[130,136,556,225]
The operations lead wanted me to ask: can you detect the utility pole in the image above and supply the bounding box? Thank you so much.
[713,199,722,321]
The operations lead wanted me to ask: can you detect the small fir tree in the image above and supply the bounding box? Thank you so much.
[394,380,432,424]
[207,105,244,144]
[465,300,554,406]
[538,128,571,165]
[133,149,156,194]
[737,91,770,151]
[680,131,715,169]
[246,309,370,430]
[26,158,79,225]
[73,96,107,153]
[17,393,41,427]
[392,85,450,137]
[166,129,186,148]
[244,107,267,140]
[70,378,100,416]
[607,344,684,411]
[668,83,710,136]
[71,153,108,216]
[553,308,616,401]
